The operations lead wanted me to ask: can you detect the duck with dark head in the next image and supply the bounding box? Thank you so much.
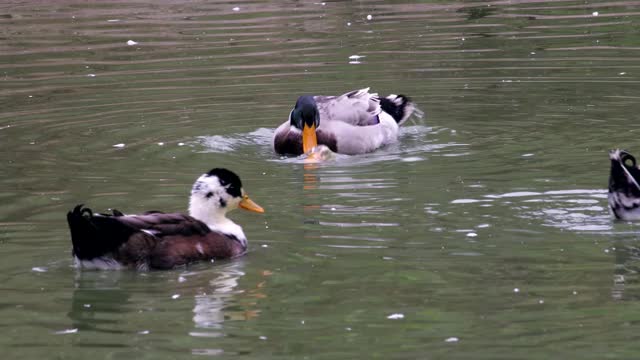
[608,149,640,220]
[66,168,264,270]
[273,88,418,156]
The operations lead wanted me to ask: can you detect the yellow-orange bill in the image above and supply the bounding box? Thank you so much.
[302,123,318,154]
[239,195,265,213]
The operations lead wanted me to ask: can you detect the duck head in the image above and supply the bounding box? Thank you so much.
[609,149,640,194]
[608,149,640,220]
[188,168,264,226]
[290,95,320,153]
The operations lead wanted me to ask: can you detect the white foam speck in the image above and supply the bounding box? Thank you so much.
[522,153,534,157]
[178,142,185,146]
[126,40,138,46]
[54,328,78,335]
[451,198,486,204]
[619,72,626,75]
[261,244,268,248]
[87,73,96,77]
[83,304,91,308]
[366,14,372,20]
[387,313,404,320]
[259,336,267,340]
[178,276,187,283]
[232,6,240,11]
[349,55,365,60]
[466,232,478,237]
[477,224,490,228]
[171,294,180,299]
[445,337,459,343]
[538,299,545,304]
[592,11,599,16]
[573,291,578,295]
[157,142,165,146]
[347,22,352,26]
[32,267,47,272]
[107,19,120,22]
[514,288,520,293]
[112,143,125,148]
[138,330,150,335]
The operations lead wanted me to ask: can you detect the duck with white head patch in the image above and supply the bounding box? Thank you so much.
[67,168,264,270]
[273,88,420,156]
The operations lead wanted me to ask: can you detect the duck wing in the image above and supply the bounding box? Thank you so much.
[315,88,382,127]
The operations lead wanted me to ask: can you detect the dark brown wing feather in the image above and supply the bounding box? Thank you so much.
[112,213,245,269]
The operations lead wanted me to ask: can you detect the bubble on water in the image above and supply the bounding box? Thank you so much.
[232,7,240,11]
[514,288,520,293]
[366,14,372,20]
[54,328,78,335]
[127,40,138,46]
[178,276,187,283]
[87,74,96,77]
[32,267,47,273]
[349,55,365,60]
[157,142,165,146]
[259,336,267,340]
[592,11,599,16]
[347,22,352,26]
[538,299,545,304]
[445,337,459,343]
[112,143,125,148]
[171,294,180,299]
[466,232,478,237]
[138,330,150,335]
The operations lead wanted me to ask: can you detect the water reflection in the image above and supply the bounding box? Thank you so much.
[612,242,640,301]
[68,271,130,333]
[190,262,253,334]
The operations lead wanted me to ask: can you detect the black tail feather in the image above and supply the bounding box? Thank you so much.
[380,94,413,124]
[67,204,134,260]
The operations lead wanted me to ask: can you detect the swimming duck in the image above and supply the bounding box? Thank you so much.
[608,149,640,220]
[273,88,417,155]
[66,168,264,270]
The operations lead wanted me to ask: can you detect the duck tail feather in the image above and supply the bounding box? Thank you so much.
[380,94,416,125]
[66,204,134,260]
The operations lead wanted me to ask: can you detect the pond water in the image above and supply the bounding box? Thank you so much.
[2,0,640,358]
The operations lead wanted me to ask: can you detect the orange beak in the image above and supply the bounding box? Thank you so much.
[302,123,318,154]
[239,195,264,213]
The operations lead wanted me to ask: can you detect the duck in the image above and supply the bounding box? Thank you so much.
[273,88,417,156]
[66,168,264,270]
[608,149,640,220]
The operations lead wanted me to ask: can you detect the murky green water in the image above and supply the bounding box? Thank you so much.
[3,0,640,358]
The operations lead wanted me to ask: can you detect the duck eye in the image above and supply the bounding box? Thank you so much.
[625,157,636,168]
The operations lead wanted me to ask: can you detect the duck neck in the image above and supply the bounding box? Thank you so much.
[188,197,247,248]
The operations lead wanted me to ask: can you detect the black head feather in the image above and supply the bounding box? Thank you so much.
[290,95,320,130]
[206,168,242,198]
